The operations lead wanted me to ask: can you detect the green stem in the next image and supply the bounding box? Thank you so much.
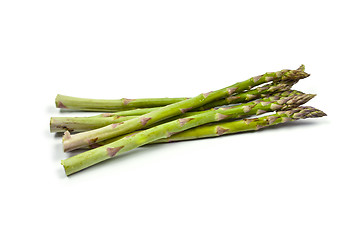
[52,90,305,133]
[62,66,309,152]
[50,116,137,133]
[56,66,306,112]
[62,82,287,113]
[55,94,187,111]
[153,106,326,143]
[61,93,314,175]
[89,82,298,118]
[90,108,162,117]
[83,91,310,147]
[198,82,295,110]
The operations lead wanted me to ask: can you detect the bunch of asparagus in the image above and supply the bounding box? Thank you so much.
[51,65,326,176]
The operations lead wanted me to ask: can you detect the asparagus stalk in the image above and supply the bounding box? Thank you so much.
[55,94,187,111]
[83,90,309,147]
[56,66,306,112]
[61,93,314,175]
[51,107,164,133]
[88,81,296,118]
[62,66,309,151]
[67,79,300,118]
[153,106,326,143]
[52,90,305,133]
[198,82,294,110]
[91,108,162,117]
[50,116,137,133]
[90,106,325,147]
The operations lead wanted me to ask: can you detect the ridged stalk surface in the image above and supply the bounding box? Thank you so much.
[62,93,313,175]
[153,106,326,143]
[62,67,309,151]
[52,90,304,132]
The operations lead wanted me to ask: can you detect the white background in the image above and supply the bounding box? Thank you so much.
[1,0,359,239]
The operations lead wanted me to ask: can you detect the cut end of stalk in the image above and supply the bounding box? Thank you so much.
[62,131,71,141]
[62,131,73,152]
[49,117,55,132]
[60,160,67,173]
[55,94,68,109]
[61,160,71,176]
[63,143,71,152]
[55,94,60,107]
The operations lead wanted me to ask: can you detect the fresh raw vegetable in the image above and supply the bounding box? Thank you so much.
[62,66,309,151]
[56,65,306,112]
[88,106,325,147]
[56,80,293,113]
[153,106,326,143]
[50,116,137,133]
[51,90,305,133]
[55,94,187,112]
[50,65,326,176]
[61,93,314,175]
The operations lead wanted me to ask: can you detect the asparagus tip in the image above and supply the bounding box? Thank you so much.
[302,93,317,103]
[297,64,305,72]
[284,93,316,108]
[281,106,327,119]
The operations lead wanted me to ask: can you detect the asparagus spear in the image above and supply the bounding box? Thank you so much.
[62,66,309,151]
[60,79,298,118]
[50,116,137,133]
[198,82,294,110]
[55,94,188,111]
[90,108,162,117]
[153,106,326,143]
[90,106,326,147]
[56,66,306,112]
[52,90,305,133]
[82,90,309,147]
[61,93,314,175]
[88,81,295,118]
